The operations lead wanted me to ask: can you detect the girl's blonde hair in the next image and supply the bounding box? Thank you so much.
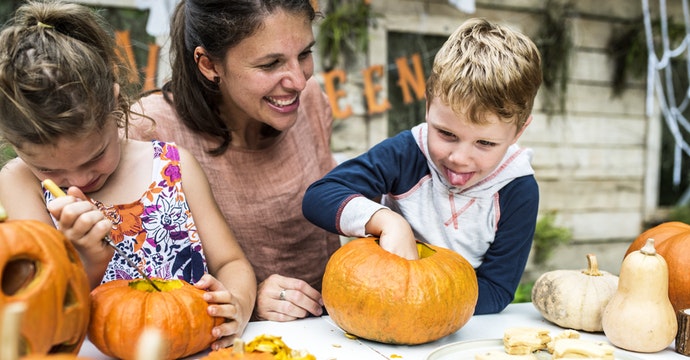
[426,18,542,131]
[0,0,134,149]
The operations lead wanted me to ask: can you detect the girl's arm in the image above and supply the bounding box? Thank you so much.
[178,147,257,349]
[0,159,112,288]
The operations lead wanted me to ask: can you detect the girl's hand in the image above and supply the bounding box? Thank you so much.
[195,273,248,350]
[46,186,113,286]
[254,274,323,322]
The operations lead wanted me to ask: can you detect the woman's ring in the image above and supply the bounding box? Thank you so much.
[279,289,286,301]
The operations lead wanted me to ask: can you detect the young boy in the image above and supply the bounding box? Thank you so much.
[302,18,542,315]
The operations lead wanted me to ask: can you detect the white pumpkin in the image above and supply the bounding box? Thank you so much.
[531,253,618,332]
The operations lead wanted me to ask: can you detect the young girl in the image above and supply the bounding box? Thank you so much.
[0,0,255,350]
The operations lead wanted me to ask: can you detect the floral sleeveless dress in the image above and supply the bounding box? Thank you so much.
[44,141,208,284]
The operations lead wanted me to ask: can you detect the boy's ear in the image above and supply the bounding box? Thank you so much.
[513,115,532,143]
[194,46,219,83]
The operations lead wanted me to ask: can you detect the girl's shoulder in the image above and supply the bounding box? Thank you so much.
[0,158,49,221]
[0,157,36,188]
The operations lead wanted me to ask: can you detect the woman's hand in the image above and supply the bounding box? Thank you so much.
[254,274,323,322]
[195,273,249,350]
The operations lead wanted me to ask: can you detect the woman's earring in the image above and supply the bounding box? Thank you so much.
[213,76,220,84]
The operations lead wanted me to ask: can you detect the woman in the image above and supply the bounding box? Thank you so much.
[128,0,340,321]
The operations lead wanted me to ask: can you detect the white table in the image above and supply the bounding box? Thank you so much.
[78,302,684,359]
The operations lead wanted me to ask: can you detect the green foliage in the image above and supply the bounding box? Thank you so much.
[668,204,690,224]
[607,17,686,96]
[0,145,15,168]
[532,211,572,265]
[512,281,534,303]
[534,0,573,115]
[317,0,379,71]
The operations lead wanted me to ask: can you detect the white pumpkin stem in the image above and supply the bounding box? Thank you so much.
[582,253,602,276]
[135,327,166,360]
[0,302,26,360]
[0,201,6,222]
[640,238,657,256]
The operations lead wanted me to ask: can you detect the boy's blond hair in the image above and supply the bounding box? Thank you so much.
[426,18,542,132]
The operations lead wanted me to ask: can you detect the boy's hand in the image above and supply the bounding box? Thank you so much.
[367,209,419,260]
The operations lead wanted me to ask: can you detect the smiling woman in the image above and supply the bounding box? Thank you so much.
[127,0,341,323]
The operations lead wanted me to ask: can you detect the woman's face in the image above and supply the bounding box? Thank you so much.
[15,119,122,194]
[218,9,315,132]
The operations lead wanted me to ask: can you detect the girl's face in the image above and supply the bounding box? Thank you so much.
[426,97,531,190]
[15,119,122,194]
[218,9,315,133]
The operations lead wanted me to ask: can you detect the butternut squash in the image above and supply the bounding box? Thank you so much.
[601,238,677,352]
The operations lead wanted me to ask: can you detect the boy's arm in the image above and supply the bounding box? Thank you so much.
[474,175,539,314]
[302,131,427,237]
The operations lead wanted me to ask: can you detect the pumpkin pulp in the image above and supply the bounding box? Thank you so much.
[128,278,183,292]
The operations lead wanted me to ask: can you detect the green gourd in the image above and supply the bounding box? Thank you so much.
[601,238,677,352]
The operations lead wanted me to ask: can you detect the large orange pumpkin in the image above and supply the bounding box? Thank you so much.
[0,218,91,355]
[87,278,223,359]
[322,238,478,345]
[625,221,690,312]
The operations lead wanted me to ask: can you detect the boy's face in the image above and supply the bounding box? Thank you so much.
[426,97,530,190]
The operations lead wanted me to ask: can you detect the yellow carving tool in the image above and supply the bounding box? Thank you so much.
[42,179,161,291]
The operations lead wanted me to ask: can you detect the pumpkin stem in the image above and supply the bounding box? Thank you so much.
[640,238,657,256]
[1,302,26,360]
[135,328,165,360]
[581,253,602,276]
[0,200,6,222]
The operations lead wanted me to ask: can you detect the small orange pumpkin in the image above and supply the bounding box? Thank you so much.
[202,349,273,360]
[625,221,690,312]
[322,238,478,345]
[87,278,223,359]
[21,355,94,360]
[0,217,90,356]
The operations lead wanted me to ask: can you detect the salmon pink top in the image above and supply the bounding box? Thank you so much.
[128,78,340,291]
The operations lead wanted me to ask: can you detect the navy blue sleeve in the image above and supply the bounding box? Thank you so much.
[474,175,539,314]
[302,130,429,234]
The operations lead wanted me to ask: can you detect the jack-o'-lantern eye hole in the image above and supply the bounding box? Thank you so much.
[2,258,37,296]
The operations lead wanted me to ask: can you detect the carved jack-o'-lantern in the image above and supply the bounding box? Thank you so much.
[0,215,91,355]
